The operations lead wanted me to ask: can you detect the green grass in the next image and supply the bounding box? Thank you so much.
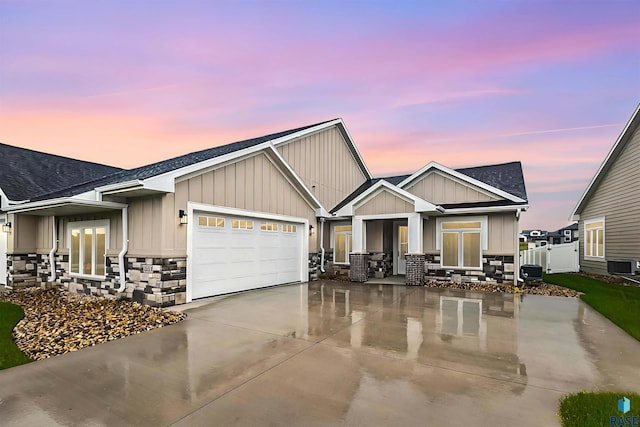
[544,273,640,341]
[559,391,640,427]
[0,302,32,369]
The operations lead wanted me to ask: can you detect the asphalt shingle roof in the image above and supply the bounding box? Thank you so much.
[0,143,122,202]
[330,161,528,213]
[456,161,528,202]
[31,120,335,201]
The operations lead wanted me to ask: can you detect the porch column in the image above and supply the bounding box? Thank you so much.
[350,216,369,282]
[406,213,425,286]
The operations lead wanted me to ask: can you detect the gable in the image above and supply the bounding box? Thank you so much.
[277,126,368,210]
[578,122,640,225]
[354,189,414,215]
[573,104,640,218]
[176,151,317,219]
[405,171,504,205]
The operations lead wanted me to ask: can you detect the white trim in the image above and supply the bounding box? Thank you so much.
[334,180,439,217]
[571,103,640,219]
[441,205,528,214]
[397,161,526,203]
[67,219,111,279]
[435,216,488,251]
[331,222,353,265]
[3,198,127,213]
[583,217,605,260]
[186,202,309,303]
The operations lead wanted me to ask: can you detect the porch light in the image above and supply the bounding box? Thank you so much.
[179,210,188,225]
[309,224,314,235]
[2,222,11,233]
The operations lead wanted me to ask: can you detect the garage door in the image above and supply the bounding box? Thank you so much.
[191,211,304,299]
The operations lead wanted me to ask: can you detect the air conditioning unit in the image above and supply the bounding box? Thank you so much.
[607,260,640,275]
[520,264,543,282]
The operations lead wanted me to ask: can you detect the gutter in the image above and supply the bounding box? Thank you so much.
[48,216,57,282]
[117,206,129,292]
[319,218,326,273]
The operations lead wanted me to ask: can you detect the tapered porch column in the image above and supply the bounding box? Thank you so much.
[350,216,369,282]
[405,213,425,286]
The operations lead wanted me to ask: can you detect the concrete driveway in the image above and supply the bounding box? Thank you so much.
[1,281,639,426]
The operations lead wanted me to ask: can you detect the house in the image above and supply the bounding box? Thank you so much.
[0,143,122,286]
[520,229,549,247]
[571,104,640,277]
[1,119,528,306]
[546,223,579,246]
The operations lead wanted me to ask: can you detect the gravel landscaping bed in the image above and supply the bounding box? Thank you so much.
[0,288,186,360]
[425,280,580,297]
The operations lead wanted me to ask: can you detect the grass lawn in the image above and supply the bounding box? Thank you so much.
[0,302,32,369]
[544,273,640,341]
[559,391,640,427]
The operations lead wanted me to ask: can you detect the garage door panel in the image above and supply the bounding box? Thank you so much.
[191,211,304,299]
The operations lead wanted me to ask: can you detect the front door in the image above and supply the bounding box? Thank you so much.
[397,225,408,274]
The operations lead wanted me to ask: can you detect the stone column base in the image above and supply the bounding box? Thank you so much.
[405,253,426,286]
[349,253,370,282]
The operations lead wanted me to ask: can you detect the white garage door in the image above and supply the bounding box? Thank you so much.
[191,211,304,299]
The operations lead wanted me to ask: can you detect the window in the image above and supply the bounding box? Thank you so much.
[69,220,109,277]
[261,222,278,232]
[232,219,253,230]
[585,218,604,258]
[282,224,297,233]
[564,230,572,237]
[198,216,225,228]
[440,220,481,269]
[334,225,352,264]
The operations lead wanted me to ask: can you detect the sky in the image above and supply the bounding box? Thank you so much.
[1,0,639,231]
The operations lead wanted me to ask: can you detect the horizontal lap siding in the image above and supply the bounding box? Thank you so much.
[355,190,414,215]
[406,171,501,204]
[277,127,367,210]
[159,152,316,255]
[579,125,640,274]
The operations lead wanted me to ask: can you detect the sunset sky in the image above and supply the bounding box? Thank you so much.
[1,0,639,231]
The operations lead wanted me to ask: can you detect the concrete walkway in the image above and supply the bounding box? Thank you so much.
[1,281,638,426]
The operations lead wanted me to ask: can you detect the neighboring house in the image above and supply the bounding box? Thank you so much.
[520,229,549,247]
[0,143,121,286]
[571,104,640,277]
[1,119,528,306]
[546,223,579,245]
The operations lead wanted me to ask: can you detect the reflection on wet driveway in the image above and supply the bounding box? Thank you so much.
[1,281,638,427]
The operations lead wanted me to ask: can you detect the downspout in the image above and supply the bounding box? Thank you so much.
[117,206,128,292]
[319,217,326,273]
[48,216,57,282]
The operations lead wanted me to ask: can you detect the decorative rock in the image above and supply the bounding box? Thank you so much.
[0,288,186,361]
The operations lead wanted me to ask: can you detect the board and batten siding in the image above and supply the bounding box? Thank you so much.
[422,213,516,255]
[355,190,414,216]
[406,171,502,204]
[578,124,640,275]
[277,126,367,210]
[7,214,37,254]
[149,151,317,256]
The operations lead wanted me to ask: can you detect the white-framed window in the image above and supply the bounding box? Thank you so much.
[436,217,487,270]
[232,219,253,230]
[333,225,352,264]
[584,218,604,258]
[68,220,110,278]
[564,229,572,237]
[261,222,278,232]
[282,224,297,233]
[198,216,225,228]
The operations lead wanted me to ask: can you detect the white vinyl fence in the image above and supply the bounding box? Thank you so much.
[519,241,579,274]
